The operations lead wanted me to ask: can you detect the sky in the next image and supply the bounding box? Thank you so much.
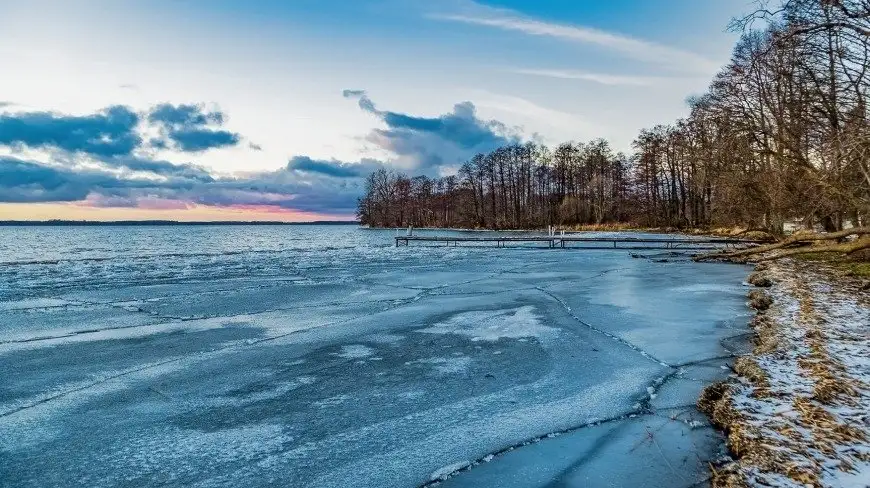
[0,0,745,221]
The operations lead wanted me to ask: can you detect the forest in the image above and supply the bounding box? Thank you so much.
[357,0,869,234]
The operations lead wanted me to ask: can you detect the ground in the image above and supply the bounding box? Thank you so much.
[701,260,870,487]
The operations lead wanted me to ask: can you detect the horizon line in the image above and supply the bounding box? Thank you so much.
[0,220,361,226]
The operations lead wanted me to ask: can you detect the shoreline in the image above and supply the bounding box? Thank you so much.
[363,224,775,241]
[698,260,870,487]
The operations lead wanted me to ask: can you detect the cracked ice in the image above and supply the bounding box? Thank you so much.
[0,226,751,487]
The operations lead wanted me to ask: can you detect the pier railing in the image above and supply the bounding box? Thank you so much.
[394,235,764,250]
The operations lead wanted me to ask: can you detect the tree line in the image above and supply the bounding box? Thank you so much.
[358,0,869,233]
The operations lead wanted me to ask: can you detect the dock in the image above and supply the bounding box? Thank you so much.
[395,235,764,250]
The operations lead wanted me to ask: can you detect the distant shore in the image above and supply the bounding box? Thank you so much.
[363,224,774,240]
[0,220,360,226]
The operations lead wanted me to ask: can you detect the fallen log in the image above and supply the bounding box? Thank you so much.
[694,227,870,262]
[753,238,870,262]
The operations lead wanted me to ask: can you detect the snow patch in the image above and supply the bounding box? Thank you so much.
[335,344,374,359]
[408,356,472,375]
[234,376,317,403]
[0,298,71,311]
[419,306,557,343]
[366,333,404,345]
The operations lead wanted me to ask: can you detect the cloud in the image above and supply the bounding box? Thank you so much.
[430,2,719,75]
[343,89,376,112]
[0,156,155,203]
[286,156,384,178]
[510,68,663,86]
[104,156,215,182]
[0,92,521,216]
[0,105,141,157]
[0,155,362,215]
[0,103,244,159]
[468,90,598,141]
[343,90,518,173]
[147,103,241,152]
[0,102,359,215]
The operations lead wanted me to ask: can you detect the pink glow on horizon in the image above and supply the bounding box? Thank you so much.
[0,202,354,222]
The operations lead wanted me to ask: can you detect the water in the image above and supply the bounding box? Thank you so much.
[0,225,751,487]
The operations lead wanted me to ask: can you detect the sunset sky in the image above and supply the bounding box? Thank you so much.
[0,0,742,221]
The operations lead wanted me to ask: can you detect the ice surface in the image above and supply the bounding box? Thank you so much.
[0,226,750,487]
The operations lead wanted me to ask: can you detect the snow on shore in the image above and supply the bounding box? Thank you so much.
[702,260,870,487]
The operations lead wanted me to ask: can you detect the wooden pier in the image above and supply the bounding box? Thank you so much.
[395,235,763,250]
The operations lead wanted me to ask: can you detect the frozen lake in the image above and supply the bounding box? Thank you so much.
[0,225,752,487]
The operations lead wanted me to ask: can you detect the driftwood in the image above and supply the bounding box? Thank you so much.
[728,228,778,241]
[695,227,870,262]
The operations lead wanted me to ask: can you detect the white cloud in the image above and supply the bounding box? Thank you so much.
[509,68,664,86]
[468,90,600,144]
[430,2,720,75]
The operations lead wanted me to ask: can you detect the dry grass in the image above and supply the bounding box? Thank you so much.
[751,315,781,355]
[748,289,773,310]
[793,285,862,406]
[565,222,644,232]
[793,397,866,455]
[798,343,860,405]
[796,252,870,279]
[747,272,773,287]
[733,357,769,392]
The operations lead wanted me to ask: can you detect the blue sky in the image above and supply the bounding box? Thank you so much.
[0,0,744,220]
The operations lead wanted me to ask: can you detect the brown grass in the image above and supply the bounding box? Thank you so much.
[796,251,870,279]
[748,289,773,311]
[747,271,773,287]
[793,397,866,455]
[751,315,781,355]
[733,357,769,392]
[565,222,645,232]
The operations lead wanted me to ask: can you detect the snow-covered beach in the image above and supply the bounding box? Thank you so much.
[0,225,753,487]
[701,260,870,487]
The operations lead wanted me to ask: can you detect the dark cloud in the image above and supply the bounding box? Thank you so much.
[0,156,361,215]
[286,156,384,178]
[0,103,243,158]
[148,103,223,126]
[168,129,240,152]
[107,156,215,182]
[0,106,141,157]
[0,156,152,203]
[147,103,240,152]
[342,90,517,173]
[343,89,376,112]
